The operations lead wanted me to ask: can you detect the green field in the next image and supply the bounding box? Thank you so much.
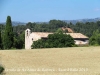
[0,47,100,75]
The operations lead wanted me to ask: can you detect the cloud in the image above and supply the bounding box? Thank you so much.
[94,8,100,11]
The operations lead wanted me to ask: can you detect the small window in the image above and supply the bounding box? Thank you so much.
[27,30,28,36]
[32,38,33,41]
[82,39,86,42]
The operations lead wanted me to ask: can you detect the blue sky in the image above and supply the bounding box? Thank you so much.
[0,0,100,22]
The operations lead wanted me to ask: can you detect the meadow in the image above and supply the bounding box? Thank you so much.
[0,47,100,75]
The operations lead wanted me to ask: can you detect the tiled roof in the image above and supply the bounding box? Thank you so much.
[66,33,88,38]
[61,27,74,33]
[31,32,88,39]
[31,32,53,37]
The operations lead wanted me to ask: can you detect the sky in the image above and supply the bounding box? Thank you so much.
[0,0,100,22]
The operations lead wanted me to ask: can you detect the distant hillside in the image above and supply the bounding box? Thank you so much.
[63,18,100,24]
[0,21,26,26]
[0,17,100,26]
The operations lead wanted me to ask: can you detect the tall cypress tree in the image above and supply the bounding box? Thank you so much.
[3,16,13,49]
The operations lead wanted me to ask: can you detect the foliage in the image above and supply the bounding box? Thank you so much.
[56,28,64,34]
[13,31,25,49]
[0,31,3,49]
[1,17,100,49]
[3,16,14,49]
[31,33,75,49]
[89,30,100,45]
[12,20,100,38]
[0,65,4,74]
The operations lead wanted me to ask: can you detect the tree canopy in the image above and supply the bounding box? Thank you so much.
[1,17,100,49]
[0,31,2,49]
[31,33,75,49]
[89,30,100,45]
[3,16,14,49]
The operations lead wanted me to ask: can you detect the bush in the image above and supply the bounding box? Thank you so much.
[0,65,4,74]
[89,30,100,45]
[31,33,75,49]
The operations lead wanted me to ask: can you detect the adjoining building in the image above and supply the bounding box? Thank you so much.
[25,29,89,49]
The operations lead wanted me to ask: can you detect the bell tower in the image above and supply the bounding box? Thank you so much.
[25,29,31,49]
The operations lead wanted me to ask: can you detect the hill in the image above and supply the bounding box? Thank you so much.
[0,21,26,26]
[0,17,100,26]
[63,18,100,24]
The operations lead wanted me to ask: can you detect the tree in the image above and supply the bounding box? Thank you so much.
[0,31,2,49]
[89,30,100,45]
[31,33,75,49]
[56,28,64,34]
[47,33,75,47]
[13,31,25,49]
[3,16,14,49]
[13,37,24,49]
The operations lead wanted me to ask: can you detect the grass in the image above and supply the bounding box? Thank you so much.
[0,47,100,75]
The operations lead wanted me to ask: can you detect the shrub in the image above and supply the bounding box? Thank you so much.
[0,65,4,74]
[89,30,100,45]
[31,33,75,49]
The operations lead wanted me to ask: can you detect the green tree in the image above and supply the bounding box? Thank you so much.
[0,31,2,49]
[31,33,75,49]
[56,28,64,34]
[47,33,75,47]
[3,16,14,49]
[13,31,25,49]
[13,37,24,49]
[89,30,100,45]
